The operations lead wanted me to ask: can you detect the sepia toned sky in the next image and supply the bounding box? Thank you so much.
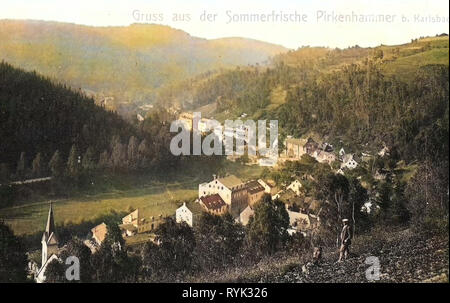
[1,0,449,48]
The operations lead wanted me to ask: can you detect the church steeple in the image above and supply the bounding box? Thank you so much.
[41,202,59,270]
[45,203,56,236]
[42,202,58,245]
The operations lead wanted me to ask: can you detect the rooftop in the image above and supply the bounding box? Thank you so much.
[239,205,255,225]
[246,180,265,195]
[91,222,108,243]
[178,201,204,215]
[200,194,227,211]
[218,175,244,189]
[285,137,307,146]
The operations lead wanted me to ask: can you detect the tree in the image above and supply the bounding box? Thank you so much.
[0,163,10,183]
[374,178,410,226]
[0,221,28,282]
[137,139,150,169]
[141,241,164,281]
[98,150,110,169]
[127,136,139,170]
[406,161,449,232]
[44,259,65,283]
[32,153,44,177]
[0,62,139,175]
[110,140,127,171]
[313,172,350,246]
[48,150,64,177]
[348,176,369,235]
[81,147,96,172]
[373,49,384,60]
[391,180,410,225]
[67,144,80,177]
[104,221,125,249]
[59,237,93,282]
[91,222,127,282]
[16,152,26,179]
[194,213,244,271]
[147,217,196,278]
[246,194,289,255]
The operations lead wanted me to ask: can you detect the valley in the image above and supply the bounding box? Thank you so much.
[0,19,448,284]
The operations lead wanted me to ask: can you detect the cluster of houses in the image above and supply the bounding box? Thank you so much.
[283,136,362,172]
[195,174,320,235]
[177,112,368,170]
[177,112,276,166]
[31,172,321,282]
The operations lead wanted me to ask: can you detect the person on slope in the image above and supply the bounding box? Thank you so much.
[338,219,352,262]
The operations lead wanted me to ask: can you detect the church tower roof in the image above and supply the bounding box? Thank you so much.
[42,202,58,245]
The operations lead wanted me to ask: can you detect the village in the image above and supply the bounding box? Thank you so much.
[29,116,391,283]
[176,111,389,169]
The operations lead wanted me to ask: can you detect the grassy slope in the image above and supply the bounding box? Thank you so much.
[381,36,449,81]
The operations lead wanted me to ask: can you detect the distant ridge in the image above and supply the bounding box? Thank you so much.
[0,19,288,107]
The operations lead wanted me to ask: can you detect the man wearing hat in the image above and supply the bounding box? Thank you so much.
[338,218,352,262]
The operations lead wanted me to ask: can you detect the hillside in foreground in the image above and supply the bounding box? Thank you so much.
[192,228,449,283]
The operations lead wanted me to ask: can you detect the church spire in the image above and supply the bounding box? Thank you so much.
[46,202,56,235]
[42,202,57,244]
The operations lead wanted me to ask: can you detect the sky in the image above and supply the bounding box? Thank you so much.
[1,0,449,49]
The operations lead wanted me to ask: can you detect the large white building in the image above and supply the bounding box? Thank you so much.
[199,175,248,217]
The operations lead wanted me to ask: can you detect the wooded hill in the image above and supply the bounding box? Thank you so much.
[162,35,449,163]
[0,61,179,182]
[0,20,287,112]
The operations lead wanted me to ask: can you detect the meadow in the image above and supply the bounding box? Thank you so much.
[0,161,264,236]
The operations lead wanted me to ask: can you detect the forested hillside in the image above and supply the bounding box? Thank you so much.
[165,36,449,163]
[0,61,179,183]
[0,20,287,111]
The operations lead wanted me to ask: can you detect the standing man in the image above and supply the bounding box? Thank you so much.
[338,219,352,262]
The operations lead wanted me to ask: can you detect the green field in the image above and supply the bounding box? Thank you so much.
[381,36,449,81]
[0,181,197,236]
[0,161,264,236]
[383,48,449,79]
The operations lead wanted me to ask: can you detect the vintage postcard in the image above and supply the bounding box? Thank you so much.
[0,0,448,291]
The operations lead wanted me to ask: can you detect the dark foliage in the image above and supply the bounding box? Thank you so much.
[0,221,28,282]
